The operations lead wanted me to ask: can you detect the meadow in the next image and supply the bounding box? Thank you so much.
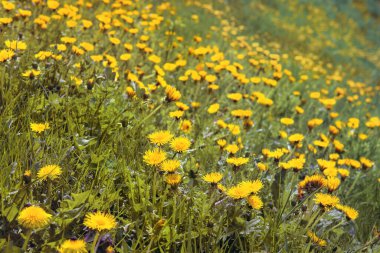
[0,0,379,252]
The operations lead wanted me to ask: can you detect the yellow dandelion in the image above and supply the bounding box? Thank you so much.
[239,180,263,194]
[165,173,182,185]
[160,159,181,172]
[83,211,117,231]
[247,195,263,210]
[37,164,62,181]
[226,185,251,199]
[170,137,191,152]
[143,149,167,166]
[336,204,359,220]
[307,230,327,247]
[17,205,52,230]
[202,172,223,184]
[30,122,50,133]
[148,130,173,146]
[58,239,88,253]
[314,193,339,208]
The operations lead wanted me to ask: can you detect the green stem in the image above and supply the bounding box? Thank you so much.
[91,232,100,253]
[22,230,32,251]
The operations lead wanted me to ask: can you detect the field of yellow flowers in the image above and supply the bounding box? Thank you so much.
[1,0,379,252]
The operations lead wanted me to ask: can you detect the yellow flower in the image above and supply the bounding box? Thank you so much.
[314,193,339,208]
[207,103,219,114]
[17,205,52,230]
[336,204,359,220]
[226,185,251,199]
[143,149,167,166]
[47,0,60,10]
[37,164,62,180]
[148,54,161,64]
[257,162,267,171]
[326,177,340,192]
[226,157,249,167]
[280,118,294,125]
[83,211,117,231]
[247,195,263,210]
[23,70,41,78]
[58,239,88,253]
[120,53,131,61]
[165,173,182,185]
[238,180,263,194]
[148,130,173,146]
[179,120,192,133]
[165,86,181,102]
[170,137,191,152]
[5,40,27,50]
[307,230,327,247]
[160,159,181,172]
[203,172,223,184]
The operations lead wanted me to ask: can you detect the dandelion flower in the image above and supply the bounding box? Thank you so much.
[170,137,191,152]
[247,195,263,210]
[58,239,88,253]
[143,149,167,166]
[165,173,182,185]
[239,180,263,194]
[37,164,62,181]
[336,204,359,220]
[83,211,117,231]
[307,230,327,247]
[30,122,50,133]
[17,205,52,230]
[314,193,339,209]
[148,130,173,146]
[202,172,223,184]
[160,159,181,172]
[226,185,251,199]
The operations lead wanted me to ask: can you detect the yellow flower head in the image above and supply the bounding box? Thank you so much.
[160,159,181,172]
[148,130,173,146]
[336,204,359,220]
[226,185,251,199]
[170,137,191,152]
[37,164,62,181]
[165,173,182,185]
[30,122,50,133]
[247,195,263,210]
[17,205,52,230]
[314,193,339,208]
[143,149,167,166]
[83,211,117,231]
[58,239,88,253]
[203,172,223,184]
[238,180,263,194]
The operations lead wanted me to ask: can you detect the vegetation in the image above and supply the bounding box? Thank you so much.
[0,0,379,252]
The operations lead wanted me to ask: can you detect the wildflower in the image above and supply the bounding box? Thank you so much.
[165,86,181,101]
[226,185,251,199]
[307,230,327,247]
[207,103,220,114]
[326,177,340,192]
[17,205,52,230]
[203,172,223,184]
[169,110,184,119]
[224,144,239,154]
[226,157,249,167]
[160,159,181,172]
[165,173,182,185]
[83,211,117,231]
[148,130,173,146]
[288,133,304,143]
[23,70,41,78]
[58,239,88,253]
[179,120,192,133]
[247,195,263,210]
[314,193,339,209]
[5,40,27,50]
[37,165,62,181]
[336,204,359,220]
[280,118,294,126]
[143,149,167,166]
[257,162,267,171]
[170,137,191,152]
[239,180,263,194]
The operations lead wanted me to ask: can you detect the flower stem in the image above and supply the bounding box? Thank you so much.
[22,230,32,251]
[91,232,100,253]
